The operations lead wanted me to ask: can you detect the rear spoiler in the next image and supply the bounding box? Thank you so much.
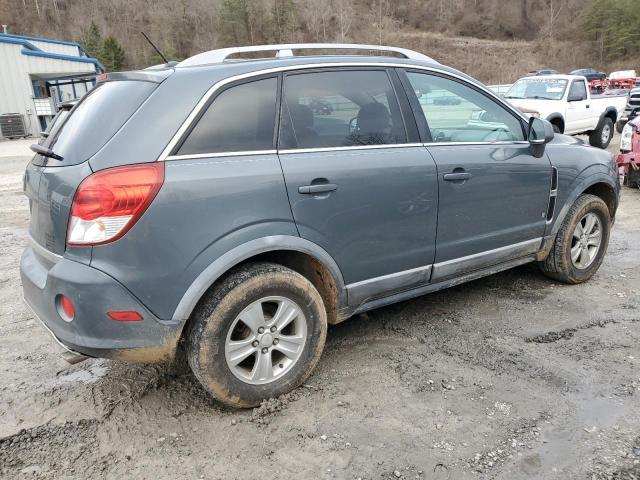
[96,69,173,85]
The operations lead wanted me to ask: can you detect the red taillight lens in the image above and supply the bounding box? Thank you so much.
[67,163,164,246]
[107,311,143,321]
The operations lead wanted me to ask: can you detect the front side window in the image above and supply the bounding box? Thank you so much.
[406,71,525,143]
[177,77,277,155]
[279,70,407,149]
[568,80,587,101]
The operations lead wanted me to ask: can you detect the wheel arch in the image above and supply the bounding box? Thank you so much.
[546,113,565,133]
[171,236,347,328]
[549,175,618,238]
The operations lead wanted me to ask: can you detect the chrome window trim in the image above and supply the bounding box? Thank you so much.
[278,143,424,155]
[165,149,278,161]
[157,62,529,161]
[423,141,531,147]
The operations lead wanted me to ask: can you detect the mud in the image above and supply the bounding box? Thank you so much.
[1,137,640,479]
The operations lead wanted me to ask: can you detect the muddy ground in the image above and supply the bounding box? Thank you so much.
[0,137,639,480]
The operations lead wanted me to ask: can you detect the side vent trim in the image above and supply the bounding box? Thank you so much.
[546,166,558,222]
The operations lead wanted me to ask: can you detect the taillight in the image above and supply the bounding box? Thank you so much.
[67,163,164,246]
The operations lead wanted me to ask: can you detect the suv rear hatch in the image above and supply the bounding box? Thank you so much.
[25,76,161,256]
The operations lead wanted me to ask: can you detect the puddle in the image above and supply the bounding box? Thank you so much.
[57,359,110,384]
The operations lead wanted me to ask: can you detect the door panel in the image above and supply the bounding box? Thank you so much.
[428,143,550,272]
[565,80,591,132]
[400,69,551,280]
[279,146,438,290]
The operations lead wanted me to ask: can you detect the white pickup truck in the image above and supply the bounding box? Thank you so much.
[504,74,628,148]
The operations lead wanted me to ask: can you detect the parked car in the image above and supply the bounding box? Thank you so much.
[433,95,461,105]
[504,74,627,148]
[617,87,640,133]
[527,69,560,76]
[617,108,640,187]
[21,43,620,408]
[570,68,607,82]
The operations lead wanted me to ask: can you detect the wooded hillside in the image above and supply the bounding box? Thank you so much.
[1,0,638,83]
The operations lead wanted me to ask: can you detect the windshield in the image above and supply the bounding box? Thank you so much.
[505,78,568,101]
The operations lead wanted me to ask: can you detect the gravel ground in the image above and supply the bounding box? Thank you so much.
[0,136,639,480]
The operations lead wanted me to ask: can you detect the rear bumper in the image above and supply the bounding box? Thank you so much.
[20,246,181,362]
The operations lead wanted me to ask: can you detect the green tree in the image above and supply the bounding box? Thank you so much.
[80,21,102,58]
[101,36,125,71]
[272,0,297,43]
[583,0,640,61]
[219,0,251,44]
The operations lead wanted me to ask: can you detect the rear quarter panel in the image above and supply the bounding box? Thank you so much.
[88,154,297,321]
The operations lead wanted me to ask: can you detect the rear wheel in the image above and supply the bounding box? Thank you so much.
[616,120,626,134]
[589,117,614,149]
[539,194,611,284]
[187,263,327,408]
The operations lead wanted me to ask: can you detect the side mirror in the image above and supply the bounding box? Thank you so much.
[528,117,554,158]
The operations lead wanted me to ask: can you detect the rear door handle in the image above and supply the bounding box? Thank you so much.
[298,183,338,194]
[443,172,472,182]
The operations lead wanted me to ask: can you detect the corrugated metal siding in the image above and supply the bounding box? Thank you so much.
[30,40,80,57]
[0,43,94,136]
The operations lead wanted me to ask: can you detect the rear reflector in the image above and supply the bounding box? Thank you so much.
[67,163,164,246]
[56,295,75,322]
[107,311,143,322]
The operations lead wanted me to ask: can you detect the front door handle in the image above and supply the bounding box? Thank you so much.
[443,172,472,182]
[298,183,338,194]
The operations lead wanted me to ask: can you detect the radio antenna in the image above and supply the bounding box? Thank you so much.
[141,31,168,63]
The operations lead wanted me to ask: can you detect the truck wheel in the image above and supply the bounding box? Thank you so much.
[616,120,626,134]
[186,262,327,408]
[589,117,614,149]
[539,194,611,284]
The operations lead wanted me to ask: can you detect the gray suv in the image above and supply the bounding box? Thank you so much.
[21,44,620,407]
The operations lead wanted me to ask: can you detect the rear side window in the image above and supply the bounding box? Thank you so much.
[177,77,278,155]
[279,70,407,149]
[40,81,157,166]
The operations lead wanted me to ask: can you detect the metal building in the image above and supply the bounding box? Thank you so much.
[0,33,103,137]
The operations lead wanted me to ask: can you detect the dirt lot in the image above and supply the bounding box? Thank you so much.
[0,137,639,480]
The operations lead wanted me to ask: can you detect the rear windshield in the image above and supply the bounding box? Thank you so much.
[36,81,156,166]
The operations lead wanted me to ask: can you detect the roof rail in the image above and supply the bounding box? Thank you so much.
[177,43,437,67]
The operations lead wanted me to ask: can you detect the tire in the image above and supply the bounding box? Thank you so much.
[552,123,562,134]
[589,117,614,149]
[539,194,611,284]
[616,120,626,134]
[187,262,327,408]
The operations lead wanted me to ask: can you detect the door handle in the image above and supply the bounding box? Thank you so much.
[298,183,338,194]
[443,172,472,182]
[586,104,590,108]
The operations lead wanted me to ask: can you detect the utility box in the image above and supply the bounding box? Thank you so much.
[0,113,28,139]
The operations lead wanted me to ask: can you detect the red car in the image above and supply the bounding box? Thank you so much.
[618,110,640,187]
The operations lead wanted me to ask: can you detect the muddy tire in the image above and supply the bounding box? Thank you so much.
[539,194,611,284]
[589,117,614,149]
[186,262,327,408]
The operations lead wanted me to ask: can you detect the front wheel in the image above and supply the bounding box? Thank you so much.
[187,263,327,408]
[539,194,611,284]
[589,117,614,149]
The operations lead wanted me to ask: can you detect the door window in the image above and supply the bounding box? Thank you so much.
[405,72,525,143]
[279,70,407,149]
[568,80,587,101]
[177,77,278,155]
